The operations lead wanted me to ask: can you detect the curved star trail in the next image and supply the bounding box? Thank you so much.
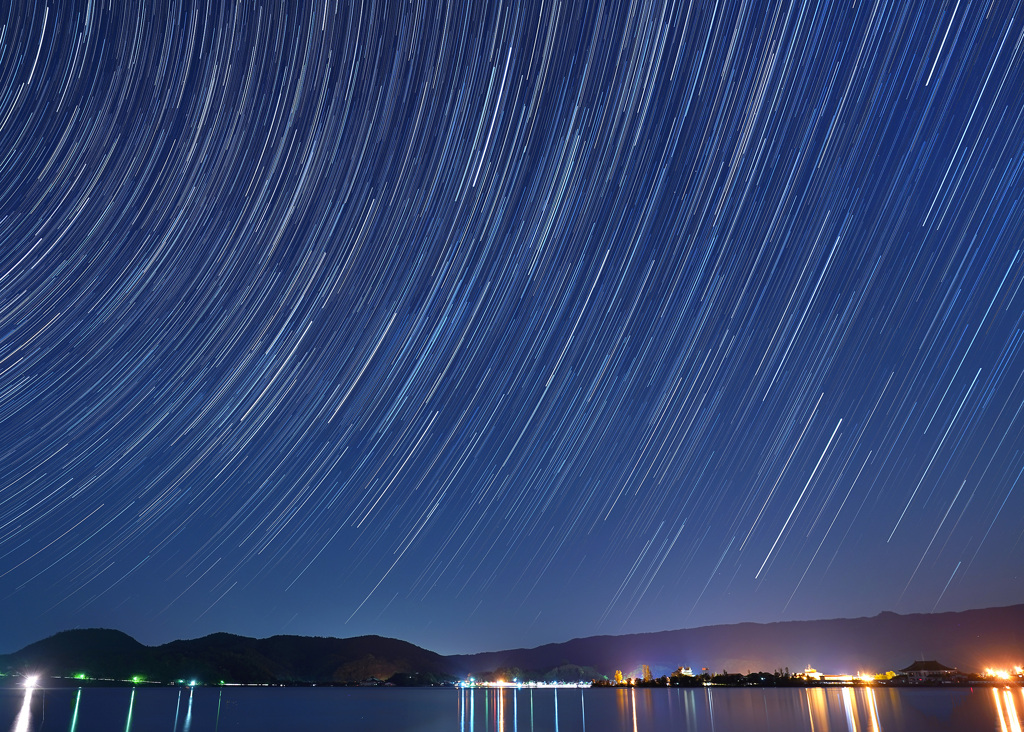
[1,1,1023,654]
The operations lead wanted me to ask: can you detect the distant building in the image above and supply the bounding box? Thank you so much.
[674,666,694,677]
[795,667,855,683]
[898,660,958,681]
[797,667,822,681]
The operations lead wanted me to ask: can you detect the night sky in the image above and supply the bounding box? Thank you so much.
[2,0,1023,657]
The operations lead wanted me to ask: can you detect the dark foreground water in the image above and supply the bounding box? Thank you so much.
[4,684,1023,732]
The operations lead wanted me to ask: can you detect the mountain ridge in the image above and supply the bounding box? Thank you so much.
[449,604,1024,676]
[3,604,1022,683]
[1,629,453,684]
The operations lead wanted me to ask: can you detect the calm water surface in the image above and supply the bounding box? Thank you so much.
[3,684,1022,731]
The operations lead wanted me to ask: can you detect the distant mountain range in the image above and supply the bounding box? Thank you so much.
[3,605,1022,684]
[452,604,1024,678]
[0,629,453,685]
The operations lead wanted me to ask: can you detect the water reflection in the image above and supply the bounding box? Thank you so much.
[182,687,194,732]
[172,690,181,732]
[9,687,34,732]
[6,683,1024,731]
[69,688,81,732]
[463,684,1015,732]
[123,688,135,732]
[616,686,708,731]
[839,686,882,732]
[459,687,524,732]
[462,686,580,732]
[805,686,831,729]
[801,686,887,731]
[859,686,881,732]
[993,687,1023,732]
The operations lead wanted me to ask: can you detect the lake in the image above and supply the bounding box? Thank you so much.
[3,684,1021,731]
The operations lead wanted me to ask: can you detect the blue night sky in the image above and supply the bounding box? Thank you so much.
[1,1,1023,656]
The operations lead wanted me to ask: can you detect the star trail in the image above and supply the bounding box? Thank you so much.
[1,0,1023,655]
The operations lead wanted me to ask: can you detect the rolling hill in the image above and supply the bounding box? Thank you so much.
[3,604,1022,683]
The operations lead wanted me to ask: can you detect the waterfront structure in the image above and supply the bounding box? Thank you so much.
[898,660,958,681]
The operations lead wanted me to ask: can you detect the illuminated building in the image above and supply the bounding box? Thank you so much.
[898,660,958,682]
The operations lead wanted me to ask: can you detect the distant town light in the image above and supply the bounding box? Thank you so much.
[459,678,591,689]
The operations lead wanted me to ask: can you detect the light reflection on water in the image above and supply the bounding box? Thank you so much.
[3,683,1023,731]
[68,689,80,732]
[123,688,134,732]
[804,685,885,730]
[459,686,584,732]
[8,688,33,732]
[993,687,1023,732]
[182,687,194,732]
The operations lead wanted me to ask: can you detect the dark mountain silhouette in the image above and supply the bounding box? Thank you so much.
[153,632,455,683]
[3,629,149,680]
[2,604,1022,684]
[449,604,1024,677]
[0,630,455,684]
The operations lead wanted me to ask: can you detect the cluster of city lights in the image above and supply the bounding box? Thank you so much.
[16,673,204,688]
[795,668,879,683]
[985,667,1024,681]
[458,678,592,689]
[12,664,1023,691]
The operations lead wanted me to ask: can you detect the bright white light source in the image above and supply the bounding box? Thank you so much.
[24,675,39,689]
